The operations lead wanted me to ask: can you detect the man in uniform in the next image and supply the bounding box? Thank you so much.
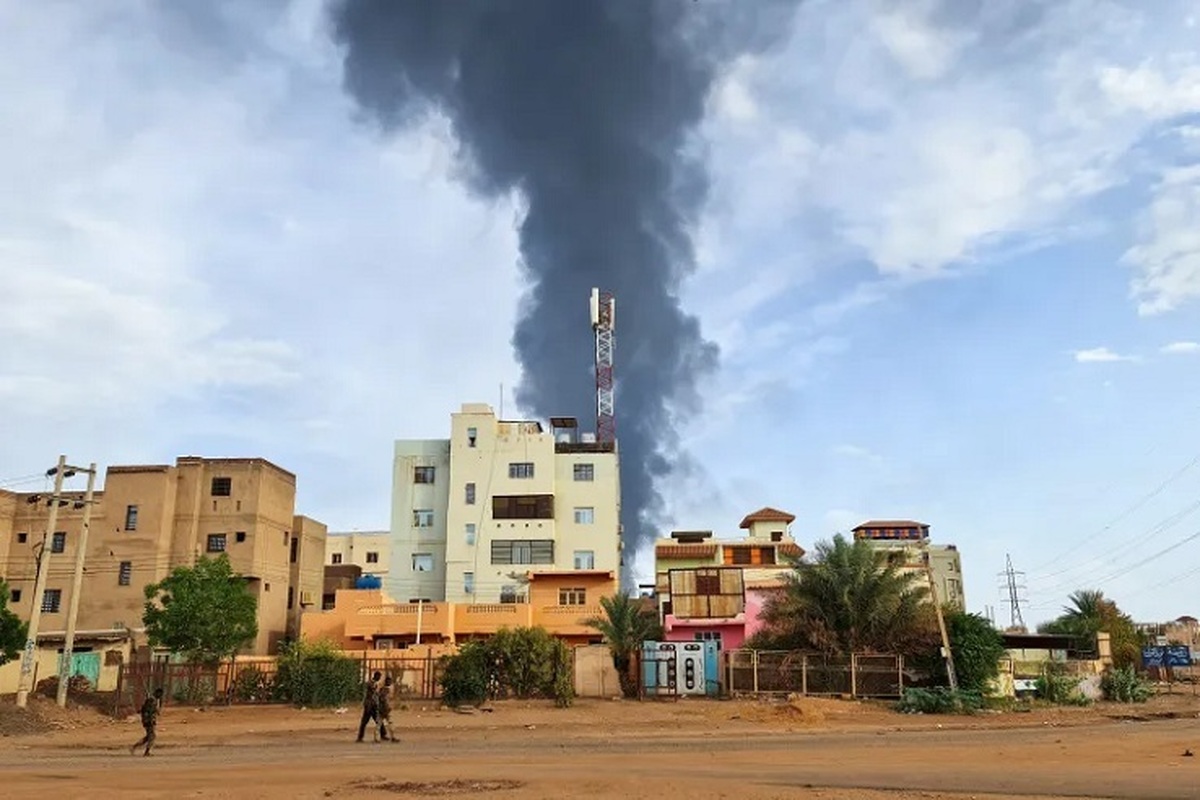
[356,671,384,742]
[131,688,163,756]
[378,676,398,743]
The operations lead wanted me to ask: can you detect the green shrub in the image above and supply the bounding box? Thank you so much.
[439,627,574,708]
[1101,667,1152,703]
[896,687,983,714]
[1035,671,1091,706]
[275,639,363,707]
[231,665,275,702]
[440,641,491,708]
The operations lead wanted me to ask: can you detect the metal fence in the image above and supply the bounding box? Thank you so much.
[114,652,444,717]
[725,650,904,698]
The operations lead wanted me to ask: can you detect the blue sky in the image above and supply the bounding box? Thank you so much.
[2,0,1199,625]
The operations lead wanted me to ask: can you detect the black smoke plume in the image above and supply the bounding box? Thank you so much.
[332,0,794,585]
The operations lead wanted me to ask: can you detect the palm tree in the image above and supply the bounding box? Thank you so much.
[1040,589,1142,668]
[585,594,663,698]
[756,535,935,655]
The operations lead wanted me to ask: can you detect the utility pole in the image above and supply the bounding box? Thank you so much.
[16,456,68,708]
[57,463,98,708]
[923,543,958,691]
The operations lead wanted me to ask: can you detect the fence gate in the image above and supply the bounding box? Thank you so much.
[725,650,903,698]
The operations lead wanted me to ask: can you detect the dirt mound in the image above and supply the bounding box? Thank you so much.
[349,779,524,795]
[0,702,55,737]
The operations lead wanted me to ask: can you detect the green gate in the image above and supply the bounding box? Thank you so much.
[58,651,102,687]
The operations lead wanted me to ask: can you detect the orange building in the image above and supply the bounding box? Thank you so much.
[300,570,616,650]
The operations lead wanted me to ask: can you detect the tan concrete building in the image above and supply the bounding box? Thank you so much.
[851,520,966,609]
[325,530,391,574]
[0,457,327,655]
[389,404,621,604]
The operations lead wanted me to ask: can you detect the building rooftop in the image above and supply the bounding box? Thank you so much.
[670,530,713,542]
[327,530,390,537]
[853,519,928,530]
[739,507,796,528]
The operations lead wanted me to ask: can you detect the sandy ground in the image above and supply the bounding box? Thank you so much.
[2,693,1200,799]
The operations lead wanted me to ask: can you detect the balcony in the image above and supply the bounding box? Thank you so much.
[454,603,533,634]
[344,602,450,640]
[533,604,602,634]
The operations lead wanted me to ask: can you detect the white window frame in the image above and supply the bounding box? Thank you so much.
[573,550,595,570]
[412,553,434,572]
[573,507,595,525]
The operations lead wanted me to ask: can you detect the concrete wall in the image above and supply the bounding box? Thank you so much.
[290,516,327,639]
[0,639,129,694]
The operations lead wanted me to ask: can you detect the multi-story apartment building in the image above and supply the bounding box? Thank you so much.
[851,520,966,609]
[389,403,621,604]
[325,530,391,574]
[0,457,326,655]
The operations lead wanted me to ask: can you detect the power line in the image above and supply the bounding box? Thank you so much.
[997,554,1027,631]
[1030,497,1200,590]
[1026,452,1200,574]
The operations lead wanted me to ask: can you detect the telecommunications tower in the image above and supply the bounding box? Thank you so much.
[590,288,616,444]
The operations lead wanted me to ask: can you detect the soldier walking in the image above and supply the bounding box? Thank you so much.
[378,676,398,743]
[130,688,163,756]
[356,671,384,743]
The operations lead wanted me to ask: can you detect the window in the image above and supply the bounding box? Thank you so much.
[412,553,434,572]
[17,532,27,544]
[508,462,535,479]
[500,585,522,604]
[490,539,554,565]
[10,589,21,603]
[465,524,477,546]
[573,550,595,570]
[573,463,595,481]
[331,553,343,565]
[731,548,752,565]
[695,571,721,596]
[265,583,271,592]
[770,531,783,542]
[760,547,776,565]
[467,426,478,447]
[234,531,245,543]
[236,500,242,511]
[558,587,586,606]
[206,534,227,553]
[211,477,232,496]
[413,509,434,528]
[366,551,379,564]
[51,532,66,553]
[465,482,476,505]
[408,598,433,604]
[695,631,722,650]
[492,494,554,519]
[287,586,295,610]
[124,505,138,531]
[573,507,595,525]
[463,572,475,594]
[118,562,132,586]
[290,537,299,563]
[42,589,61,613]
[414,466,436,484]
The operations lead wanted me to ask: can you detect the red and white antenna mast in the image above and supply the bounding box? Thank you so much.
[590,288,616,444]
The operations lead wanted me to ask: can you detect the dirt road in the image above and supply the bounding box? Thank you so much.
[2,695,1198,799]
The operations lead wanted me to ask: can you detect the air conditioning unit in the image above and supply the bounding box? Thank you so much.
[299,590,316,606]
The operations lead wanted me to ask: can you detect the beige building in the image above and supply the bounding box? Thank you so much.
[389,403,621,604]
[0,457,326,655]
[851,520,966,609]
[325,530,391,574]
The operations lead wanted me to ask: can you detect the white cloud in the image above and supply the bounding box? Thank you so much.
[869,0,971,81]
[1126,166,1200,315]
[1162,341,1200,354]
[832,444,884,465]
[1074,347,1138,363]
[1098,63,1200,117]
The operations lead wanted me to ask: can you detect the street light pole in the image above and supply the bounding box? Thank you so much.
[16,455,68,708]
[57,463,97,708]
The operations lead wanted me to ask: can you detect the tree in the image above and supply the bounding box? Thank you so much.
[1039,589,1142,668]
[753,535,937,655]
[142,555,258,664]
[585,594,663,698]
[0,579,27,666]
[945,612,1006,694]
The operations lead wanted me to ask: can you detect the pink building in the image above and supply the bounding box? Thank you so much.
[656,508,803,651]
